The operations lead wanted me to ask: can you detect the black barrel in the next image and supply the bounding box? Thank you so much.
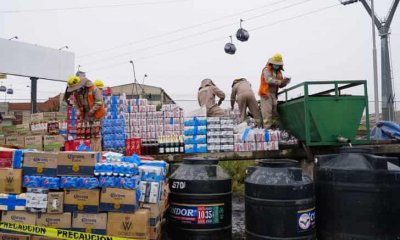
[245,160,315,240]
[167,157,232,240]
[316,148,400,240]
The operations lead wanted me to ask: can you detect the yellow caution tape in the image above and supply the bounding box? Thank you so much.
[0,222,138,240]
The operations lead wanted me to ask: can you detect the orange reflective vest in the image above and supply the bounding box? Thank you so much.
[74,85,105,119]
[258,65,282,97]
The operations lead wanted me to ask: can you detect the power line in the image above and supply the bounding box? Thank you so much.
[82,0,310,66]
[78,0,295,59]
[88,3,340,73]
[0,0,188,13]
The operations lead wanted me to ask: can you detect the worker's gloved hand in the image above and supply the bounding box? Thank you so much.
[218,99,223,106]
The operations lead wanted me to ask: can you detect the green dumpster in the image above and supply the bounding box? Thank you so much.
[278,81,370,146]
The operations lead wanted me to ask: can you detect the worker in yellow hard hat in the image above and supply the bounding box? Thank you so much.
[93,80,104,90]
[65,71,105,121]
[258,53,290,129]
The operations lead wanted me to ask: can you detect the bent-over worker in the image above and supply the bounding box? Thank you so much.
[198,79,226,117]
[66,71,105,121]
[258,53,290,128]
[231,78,262,127]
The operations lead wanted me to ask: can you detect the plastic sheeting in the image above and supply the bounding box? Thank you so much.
[370,121,400,140]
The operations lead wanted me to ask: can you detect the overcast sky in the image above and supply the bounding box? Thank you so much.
[1,0,399,112]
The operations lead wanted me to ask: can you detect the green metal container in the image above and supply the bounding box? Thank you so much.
[278,81,370,146]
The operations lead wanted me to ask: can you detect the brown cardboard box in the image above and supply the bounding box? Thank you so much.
[72,213,107,235]
[64,189,99,213]
[0,233,30,240]
[5,136,25,147]
[47,192,64,214]
[107,210,150,239]
[43,112,56,121]
[100,188,137,212]
[57,152,100,176]
[15,124,31,136]
[141,203,162,227]
[0,136,5,144]
[43,135,64,152]
[149,222,162,240]
[30,113,44,123]
[1,211,37,225]
[0,169,22,194]
[31,237,58,240]
[22,152,58,176]
[24,136,43,151]
[36,213,71,229]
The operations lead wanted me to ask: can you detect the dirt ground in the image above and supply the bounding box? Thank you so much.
[232,195,245,240]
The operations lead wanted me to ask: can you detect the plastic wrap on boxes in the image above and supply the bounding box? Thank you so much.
[183,135,207,144]
[184,126,207,136]
[23,176,60,189]
[26,188,48,213]
[184,144,207,153]
[184,117,207,126]
[60,177,99,189]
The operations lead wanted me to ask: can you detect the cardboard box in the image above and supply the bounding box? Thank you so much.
[24,136,43,151]
[15,124,31,136]
[149,222,162,240]
[57,152,100,176]
[64,189,99,213]
[36,213,71,230]
[1,211,37,225]
[141,202,162,227]
[0,150,13,168]
[0,193,26,211]
[30,113,44,123]
[72,213,107,235]
[47,192,64,214]
[0,136,5,145]
[0,169,22,194]
[43,112,56,121]
[5,136,25,147]
[31,237,58,240]
[100,188,137,212]
[23,152,58,176]
[0,233,30,240]
[43,135,64,152]
[107,210,149,239]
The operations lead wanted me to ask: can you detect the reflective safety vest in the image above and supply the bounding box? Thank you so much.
[258,65,282,97]
[74,85,105,119]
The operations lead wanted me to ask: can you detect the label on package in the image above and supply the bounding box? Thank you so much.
[297,207,316,232]
[169,203,224,225]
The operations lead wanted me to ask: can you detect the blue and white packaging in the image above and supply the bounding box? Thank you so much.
[0,193,26,211]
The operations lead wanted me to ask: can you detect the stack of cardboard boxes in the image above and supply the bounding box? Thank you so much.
[0,148,168,240]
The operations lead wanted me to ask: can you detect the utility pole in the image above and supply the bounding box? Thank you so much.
[30,77,38,113]
[360,0,399,121]
[341,0,399,121]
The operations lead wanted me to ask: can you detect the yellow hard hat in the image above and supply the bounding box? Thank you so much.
[94,80,104,89]
[268,53,283,65]
[66,75,84,93]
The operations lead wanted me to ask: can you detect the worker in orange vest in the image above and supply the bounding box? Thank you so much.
[66,71,105,121]
[258,53,290,128]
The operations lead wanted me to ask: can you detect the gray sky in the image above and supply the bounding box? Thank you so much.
[1,0,399,112]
